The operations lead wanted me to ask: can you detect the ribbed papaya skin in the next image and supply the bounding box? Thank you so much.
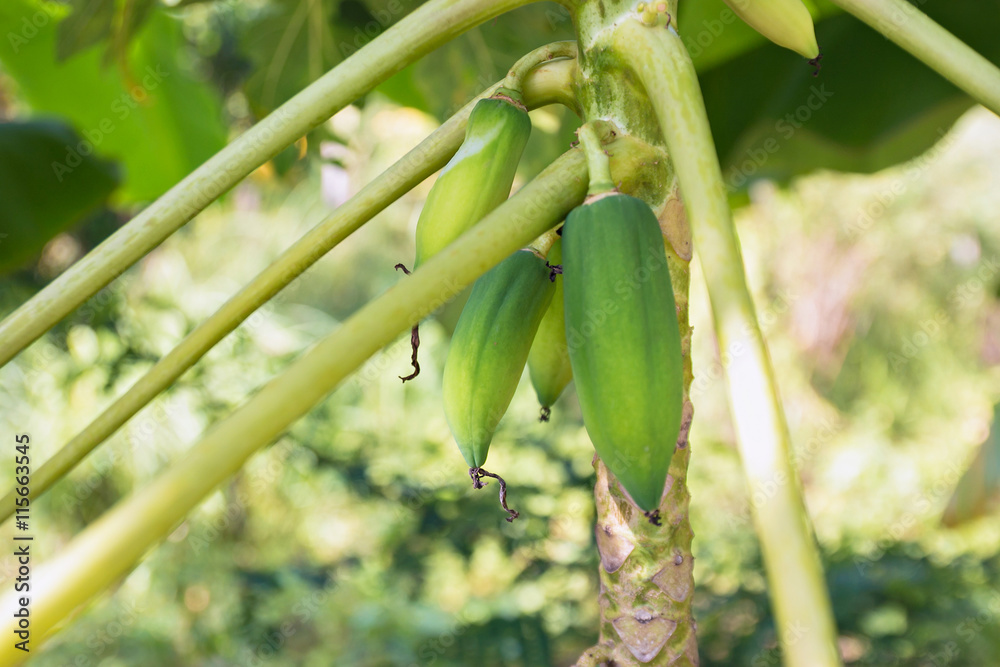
[443,249,555,467]
[722,0,819,59]
[528,237,572,412]
[414,96,531,268]
[562,194,683,511]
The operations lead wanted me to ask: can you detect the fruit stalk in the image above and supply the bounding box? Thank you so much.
[504,40,579,93]
[827,0,1000,116]
[0,57,581,526]
[0,146,589,661]
[615,15,841,666]
[0,0,539,370]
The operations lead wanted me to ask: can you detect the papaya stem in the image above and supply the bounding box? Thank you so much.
[828,0,1000,116]
[0,59,581,527]
[574,644,613,667]
[0,0,541,372]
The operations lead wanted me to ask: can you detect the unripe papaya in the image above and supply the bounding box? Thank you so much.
[398,90,531,382]
[723,0,820,60]
[414,90,531,268]
[442,249,555,468]
[528,237,572,420]
[562,193,683,512]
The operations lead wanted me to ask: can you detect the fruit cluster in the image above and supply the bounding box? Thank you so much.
[401,0,821,519]
[403,95,685,519]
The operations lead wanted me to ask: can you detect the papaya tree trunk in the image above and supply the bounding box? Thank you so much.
[587,391,697,666]
[571,1,699,664]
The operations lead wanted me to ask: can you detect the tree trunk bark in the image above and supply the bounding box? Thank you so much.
[589,400,697,665]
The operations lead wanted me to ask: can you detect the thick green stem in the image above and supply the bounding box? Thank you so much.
[578,123,615,195]
[572,1,693,664]
[0,58,579,526]
[0,0,537,369]
[0,147,588,662]
[828,0,1000,116]
[615,18,841,667]
[503,40,578,94]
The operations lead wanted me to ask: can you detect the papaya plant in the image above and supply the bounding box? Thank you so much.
[0,0,999,665]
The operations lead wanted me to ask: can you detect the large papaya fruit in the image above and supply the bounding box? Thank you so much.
[442,248,554,469]
[562,193,684,512]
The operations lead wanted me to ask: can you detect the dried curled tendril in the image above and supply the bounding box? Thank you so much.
[809,53,823,77]
[394,263,420,382]
[469,467,519,522]
[546,262,563,282]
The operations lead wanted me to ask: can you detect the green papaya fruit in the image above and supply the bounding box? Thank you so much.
[562,193,684,512]
[442,248,555,468]
[414,90,531,268]
[528,236,572,420]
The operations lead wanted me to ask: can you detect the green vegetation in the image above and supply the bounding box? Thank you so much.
[2,103,997,665]
[0,0,998,664]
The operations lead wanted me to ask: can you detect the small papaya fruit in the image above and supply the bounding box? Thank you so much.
[414,90,531,268]
[442,249,555,469]
[527,236,572,421]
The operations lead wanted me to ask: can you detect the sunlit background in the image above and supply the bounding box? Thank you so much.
[1,0,999,665]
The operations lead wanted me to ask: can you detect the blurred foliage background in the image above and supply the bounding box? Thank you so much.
[1,0,999,665]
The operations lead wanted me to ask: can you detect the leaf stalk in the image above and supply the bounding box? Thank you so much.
[614,17,842,667]
[0,146,589,661]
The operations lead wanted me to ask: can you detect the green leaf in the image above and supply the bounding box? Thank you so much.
[393,5,575,120]
[0,120,120,273]
[56,0,115,62]
[697,0,1000,183]
[0,0,227,202]
[234,1,574,120]
[116,0,157,55]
